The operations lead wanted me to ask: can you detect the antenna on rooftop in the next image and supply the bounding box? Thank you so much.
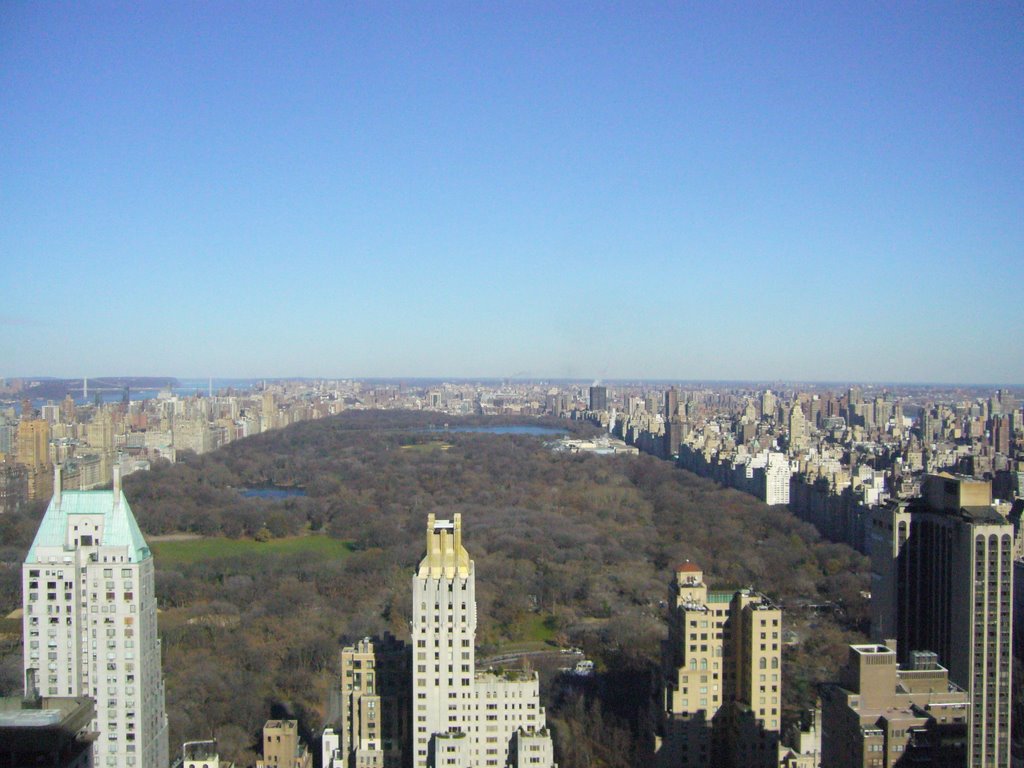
[112,464,122,509]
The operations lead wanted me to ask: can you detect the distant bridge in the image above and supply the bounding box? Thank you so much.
[66,378,175,398]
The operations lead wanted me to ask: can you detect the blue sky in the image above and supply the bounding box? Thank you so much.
[2,2,1022,383]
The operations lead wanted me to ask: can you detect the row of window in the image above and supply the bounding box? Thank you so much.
[416,639,471,648]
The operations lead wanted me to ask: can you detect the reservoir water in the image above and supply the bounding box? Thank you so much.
[239,487,307,499]
[422,425,566,436]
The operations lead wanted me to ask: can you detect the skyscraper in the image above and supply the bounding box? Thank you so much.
[664,419,684,460]
[787,403,807,451]
[869,473,1012,767]
[589,385,607,412]
[992,414,1010,455]
[411,513,554,768]
[15,416,52,500]
[665,387,679,421]
[760,452,791,507]
[22,465,169,768]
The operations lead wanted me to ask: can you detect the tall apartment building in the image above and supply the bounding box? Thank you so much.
[16,416,50,469]
[22,466,169,768]
[412,513,555,768]
[869,473,1012,767]
[0,417,15,456]
[16,417,53,500]
[992,415,1011,455]
[331,633,409,768]
[820,644,969,768]
[664,419,685,460]
[759,452,791,507]
[0,461,28,514]
[656,562,782,768]
[589,386,607,412]
[665,387,679,421]
[787,404,807,451]
[261,392,277,432]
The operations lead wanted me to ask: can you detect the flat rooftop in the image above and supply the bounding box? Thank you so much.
[960,506,1007,525]
[851,644,895,656]
[184,741,220,760]
[0,696,88,727]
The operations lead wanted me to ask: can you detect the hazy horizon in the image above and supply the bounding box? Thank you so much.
[4,373,1021,390]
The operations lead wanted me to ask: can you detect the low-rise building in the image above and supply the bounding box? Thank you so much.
[183,740,233,768]
[0,695,96,768]
[256,720,312,768]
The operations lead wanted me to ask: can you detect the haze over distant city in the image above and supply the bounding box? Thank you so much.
[2,4,1022,383]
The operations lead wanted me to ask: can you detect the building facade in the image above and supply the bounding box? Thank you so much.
[411,513,555,768]
[256,720,312,768]
[665,388,679,421]
[21,466,169,768]
[0,695,96,768]
[183,740,232,768]
[0,461,28,514]
[334,633,410,768]
[16,417,53,500]
[760,452,791,507]
[820,644,969,768]
[869,473,1012,767]
[656,562,782,768]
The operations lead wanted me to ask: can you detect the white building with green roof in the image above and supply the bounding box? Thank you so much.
[23,465,169,768]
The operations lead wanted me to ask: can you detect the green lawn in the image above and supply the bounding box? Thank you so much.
[0,617,21,638]
[150,535,353,566]
[516,613,557,644]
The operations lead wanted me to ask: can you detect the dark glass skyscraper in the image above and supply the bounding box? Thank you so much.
[870,474,1012,767]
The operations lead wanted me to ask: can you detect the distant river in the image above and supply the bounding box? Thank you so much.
[239,487,307,499]
[20,378,264,412]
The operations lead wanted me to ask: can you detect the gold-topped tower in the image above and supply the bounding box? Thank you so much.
[419,512,472,579]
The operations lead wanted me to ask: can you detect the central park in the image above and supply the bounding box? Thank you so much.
[0,411,868,766]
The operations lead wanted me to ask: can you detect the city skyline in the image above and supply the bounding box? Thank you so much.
[2,4,1022,382]
[3,362,1023,765]
[4,374,1024,392]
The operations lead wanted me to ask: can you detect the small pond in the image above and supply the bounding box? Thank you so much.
[239,487,307,499]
